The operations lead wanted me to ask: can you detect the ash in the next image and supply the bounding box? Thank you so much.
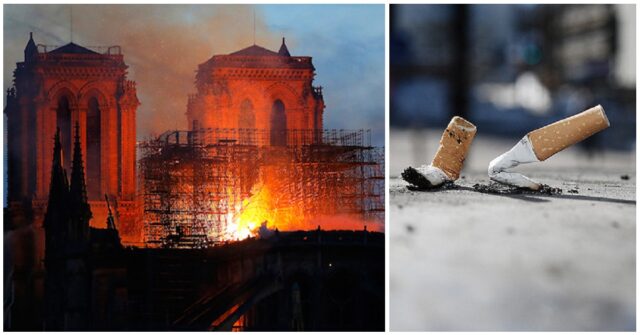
[472,182,563,195]
[401,166,456,191]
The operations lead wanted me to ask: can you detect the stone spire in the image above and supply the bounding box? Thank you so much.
[278,37,291,57]
[24,32,38,61]
[44,128,69,230]
[43,128,70,331]
[68,122,92,242]
[105,194,117,230]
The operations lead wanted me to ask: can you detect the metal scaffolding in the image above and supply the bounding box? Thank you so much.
[139,128,384,248]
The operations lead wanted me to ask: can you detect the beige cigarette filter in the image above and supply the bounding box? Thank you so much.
[430,116,477,180]
[527,105,610,161]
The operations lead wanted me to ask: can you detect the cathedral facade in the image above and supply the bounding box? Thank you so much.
[5,33,140,246]
[187,39,325,146]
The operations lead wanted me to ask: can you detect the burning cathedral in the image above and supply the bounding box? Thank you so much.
[141,39,384,247]
[5,30,384,331]
[187,38,324,138]
[5,34,384,250]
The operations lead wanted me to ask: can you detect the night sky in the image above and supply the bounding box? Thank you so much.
[3,4,385,146]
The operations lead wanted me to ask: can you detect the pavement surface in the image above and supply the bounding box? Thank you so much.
[389,129,636,331]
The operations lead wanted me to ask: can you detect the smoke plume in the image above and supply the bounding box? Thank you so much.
[4,4,281,138]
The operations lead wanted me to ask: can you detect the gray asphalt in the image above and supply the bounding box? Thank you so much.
[389,129,636,331]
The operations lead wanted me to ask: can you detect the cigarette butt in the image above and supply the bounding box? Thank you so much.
[488,136,542,190]
[527,105,610,161]
[431,116,477,180]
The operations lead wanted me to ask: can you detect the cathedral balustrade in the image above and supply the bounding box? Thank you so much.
[152,128,371,148]
[206,55,314,69]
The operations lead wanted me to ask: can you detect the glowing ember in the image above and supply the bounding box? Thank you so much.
[224,181,305,240]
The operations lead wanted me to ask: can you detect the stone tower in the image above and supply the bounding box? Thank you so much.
[187,38,325,146]
[43,125,92,330]
[5,33,140,247]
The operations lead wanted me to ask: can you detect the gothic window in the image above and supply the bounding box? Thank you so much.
[270,99,287,146]
[86,97,101,199]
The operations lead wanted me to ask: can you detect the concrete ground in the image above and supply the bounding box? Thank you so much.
[389,129,636,331]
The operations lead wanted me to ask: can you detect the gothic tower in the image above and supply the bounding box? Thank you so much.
[5,33,140,248]
[43,128,69,330]
[43,125,92,330]
[186,38,325,146]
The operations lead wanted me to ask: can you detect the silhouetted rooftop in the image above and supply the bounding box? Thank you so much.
[49,42,100,55]
[199,40,314,71]
[229,44,280,57]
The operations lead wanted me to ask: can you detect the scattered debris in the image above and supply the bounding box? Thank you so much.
[407,182,457,192]
[472,182,562,195]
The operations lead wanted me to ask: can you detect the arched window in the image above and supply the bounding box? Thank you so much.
[86,97,101,199]
[56,96,72,172]
[270,99,287,146]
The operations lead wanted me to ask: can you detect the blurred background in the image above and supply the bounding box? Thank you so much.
[390,4,635,176]
[390,5,636,331]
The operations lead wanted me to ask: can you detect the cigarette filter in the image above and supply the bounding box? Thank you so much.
[431,116,477,180]
[527,105,609,161]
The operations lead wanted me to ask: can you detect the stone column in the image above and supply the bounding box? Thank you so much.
[119,105,136,200]
[76,106,88,176]
[102,100,119,198]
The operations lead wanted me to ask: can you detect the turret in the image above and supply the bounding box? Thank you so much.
[278,37,291,57]
[24,32,38,62]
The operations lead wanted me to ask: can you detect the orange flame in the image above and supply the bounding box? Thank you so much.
[224,181,305,240]
[219,163,382,241]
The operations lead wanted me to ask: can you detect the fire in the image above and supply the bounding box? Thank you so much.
[225,181,305,240]
[213,161,383,243]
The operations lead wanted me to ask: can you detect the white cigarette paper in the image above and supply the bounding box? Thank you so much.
[488,105,610,190]
[488,136,542,190]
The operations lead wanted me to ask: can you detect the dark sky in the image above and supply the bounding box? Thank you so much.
[4,4,385,146]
